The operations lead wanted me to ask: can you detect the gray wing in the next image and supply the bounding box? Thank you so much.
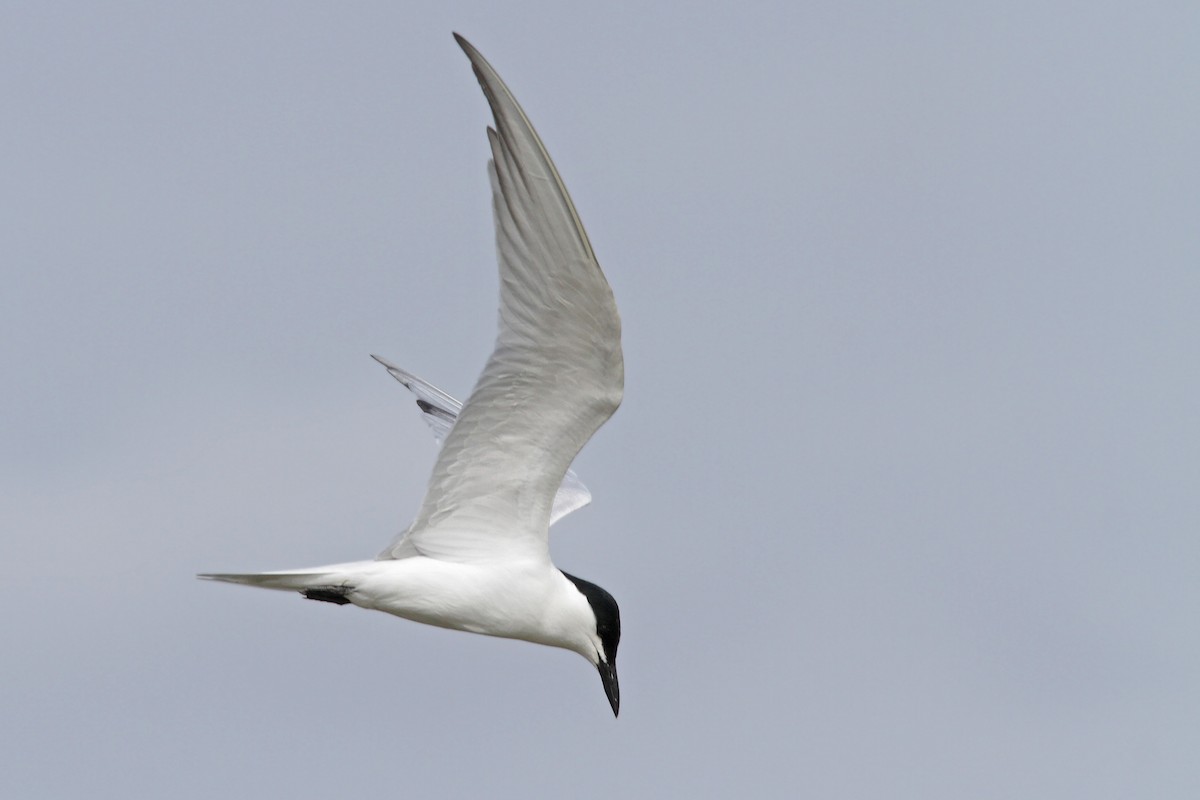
[379,35,622,563]
[371,354,593,525]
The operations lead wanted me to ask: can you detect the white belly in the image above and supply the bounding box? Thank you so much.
[342,557,571,648]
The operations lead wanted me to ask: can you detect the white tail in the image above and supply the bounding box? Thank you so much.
[197,560,373,593]
[197,571,332,591]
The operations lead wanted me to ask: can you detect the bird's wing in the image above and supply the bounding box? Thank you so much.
[548,469,593,526]
[371,355,462,444]
[371,354,593,524]
[378,35,622,563]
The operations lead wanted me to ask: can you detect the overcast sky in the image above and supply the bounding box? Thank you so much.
[3,2,1198,797]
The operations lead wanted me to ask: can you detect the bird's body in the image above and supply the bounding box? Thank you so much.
[205,558,597,651]
[200,34,624,715]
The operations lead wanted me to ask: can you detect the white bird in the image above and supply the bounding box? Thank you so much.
[199,34,624,716]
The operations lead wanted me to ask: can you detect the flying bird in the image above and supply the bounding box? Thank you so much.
[199,34,624,716]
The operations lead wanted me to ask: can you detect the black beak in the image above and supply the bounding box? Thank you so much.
[598,660,619,717]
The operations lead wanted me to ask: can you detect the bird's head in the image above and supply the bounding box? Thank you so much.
[560,570,621,717]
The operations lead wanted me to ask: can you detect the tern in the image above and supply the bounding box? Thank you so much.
[199,34,624,716]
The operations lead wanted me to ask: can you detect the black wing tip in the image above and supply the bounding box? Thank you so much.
[452,33,501,106]
[415,398,456,423]
[453,32,477,58]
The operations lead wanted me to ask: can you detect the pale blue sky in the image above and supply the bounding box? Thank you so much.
[3,2,1198,797]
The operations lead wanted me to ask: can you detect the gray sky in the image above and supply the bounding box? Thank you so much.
[3,2,1198,797]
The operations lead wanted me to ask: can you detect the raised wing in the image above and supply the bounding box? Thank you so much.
[378,35,622,562]
[371,354,593,525]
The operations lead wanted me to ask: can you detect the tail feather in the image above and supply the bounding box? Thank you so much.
[198,560,371,604]
[197,572,334,591]
[199,572,358,606]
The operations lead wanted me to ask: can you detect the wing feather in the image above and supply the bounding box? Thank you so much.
[378,36,621,562]
[370,355,594,526]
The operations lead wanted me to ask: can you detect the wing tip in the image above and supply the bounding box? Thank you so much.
[453,33,488,79]
[372,354,418,390]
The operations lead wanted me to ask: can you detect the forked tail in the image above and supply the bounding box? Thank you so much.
[197,565,363,605]
[197,571,329,590]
